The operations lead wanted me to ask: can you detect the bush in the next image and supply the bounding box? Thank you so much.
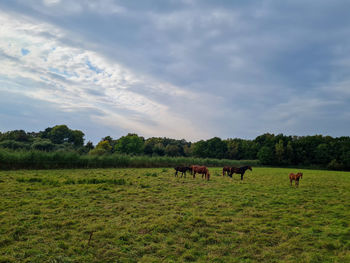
[0,148,258,170]
[327,159,343,170]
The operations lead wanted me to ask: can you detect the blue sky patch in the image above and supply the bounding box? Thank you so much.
[21,48,30,56]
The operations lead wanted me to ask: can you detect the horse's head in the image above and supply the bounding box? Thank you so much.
[248,166,252,171]
[299,172,303,179]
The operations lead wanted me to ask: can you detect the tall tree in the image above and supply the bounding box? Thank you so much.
[114,133,144,155]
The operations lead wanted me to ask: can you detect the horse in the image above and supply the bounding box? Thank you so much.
[192,165,210,181]
[289,172,303,187]
[229,166,252,180]
[174,166,192,178]
[190,165,200,176]
[222,166,232,176]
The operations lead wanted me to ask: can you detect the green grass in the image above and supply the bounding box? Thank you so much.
[0,167,350,262]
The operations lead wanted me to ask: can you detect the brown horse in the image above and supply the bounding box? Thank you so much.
[289,172,303,187]
[192,165,210,181]
[229,166,252,180]
[223,166,232,176]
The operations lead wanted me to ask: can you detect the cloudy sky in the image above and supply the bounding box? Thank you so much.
[0,0,349,143]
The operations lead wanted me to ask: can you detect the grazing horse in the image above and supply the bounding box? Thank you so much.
[289,172,303,187]
[174,166,191,178]
[229,166,252,180]
[190,165,200,176]
[223,166,232,176]
[192,165,210,181]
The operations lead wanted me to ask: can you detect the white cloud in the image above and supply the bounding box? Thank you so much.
[0,11,209,140]
[43,0,60,6]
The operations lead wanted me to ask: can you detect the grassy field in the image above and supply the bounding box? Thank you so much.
[0,167,350,263]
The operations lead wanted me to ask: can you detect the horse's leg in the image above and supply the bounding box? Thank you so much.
[175,170,178,177]
[184,171,186,178]
[193,171,196,179]
[290,179,292,186]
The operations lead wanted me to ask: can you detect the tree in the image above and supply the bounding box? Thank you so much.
[0,140,29,150]
[0,130,29,142]
[340,151,350,169]
[226,139,240,159]
[275,140,284,165]
[69,130,85,147]
[285,141,294,164]
[89,140,112,155]
[43,125,84,147]
[192,140,208,158]
[31,139,55,151]
[257,146,274,165]
[314,143,331,165]
[206,137,227,159]
[165,144,181,157]
[47,125,71,144]
[85,141,94,151]
[153,143,165,156]
[115,134,144,155]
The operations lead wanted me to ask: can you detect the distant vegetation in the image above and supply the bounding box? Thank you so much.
[0,124,349,170]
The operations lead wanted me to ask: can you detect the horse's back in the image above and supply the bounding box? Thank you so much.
[195,165,208,173]
[289,173,299,180]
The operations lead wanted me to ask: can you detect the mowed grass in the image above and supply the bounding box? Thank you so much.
[0,167,350,263]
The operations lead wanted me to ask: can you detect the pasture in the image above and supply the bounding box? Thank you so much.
[0,167,350,262]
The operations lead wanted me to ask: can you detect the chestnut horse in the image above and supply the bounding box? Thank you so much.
[289,172,303,187]
[222,166,232,176]
[229,166,252,180]
[190,165,200,176]
[174,166,192,178]
[192,165,210,181]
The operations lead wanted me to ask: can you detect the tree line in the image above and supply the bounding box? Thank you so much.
[0,125,349,170]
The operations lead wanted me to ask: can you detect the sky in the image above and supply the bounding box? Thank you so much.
[0,0,349,144]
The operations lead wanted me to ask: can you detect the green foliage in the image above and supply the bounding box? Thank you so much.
[192,140,207,158]
[0,129,29,142]
[257,146,274,165]
[0,148,257,170]
[327,159,343,170]
[315,143,331,164]
[164,144,181,157]
[206,137,227,159]
[44,125,84,147]
[31,139,55,151]
[153,143,165,156]
[89,140,112,155]
[114,133,144,155]
[0,140,30,150]
[275,140,284,164]
[1,126,350,170]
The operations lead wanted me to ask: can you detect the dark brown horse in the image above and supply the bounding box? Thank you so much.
[289,172,303,187]
[192,165,210,181]
[223,166,232,176]
[174,166,192,178]
[229,166,252,180]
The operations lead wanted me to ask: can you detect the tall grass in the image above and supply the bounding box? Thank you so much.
[0,149,258,170]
